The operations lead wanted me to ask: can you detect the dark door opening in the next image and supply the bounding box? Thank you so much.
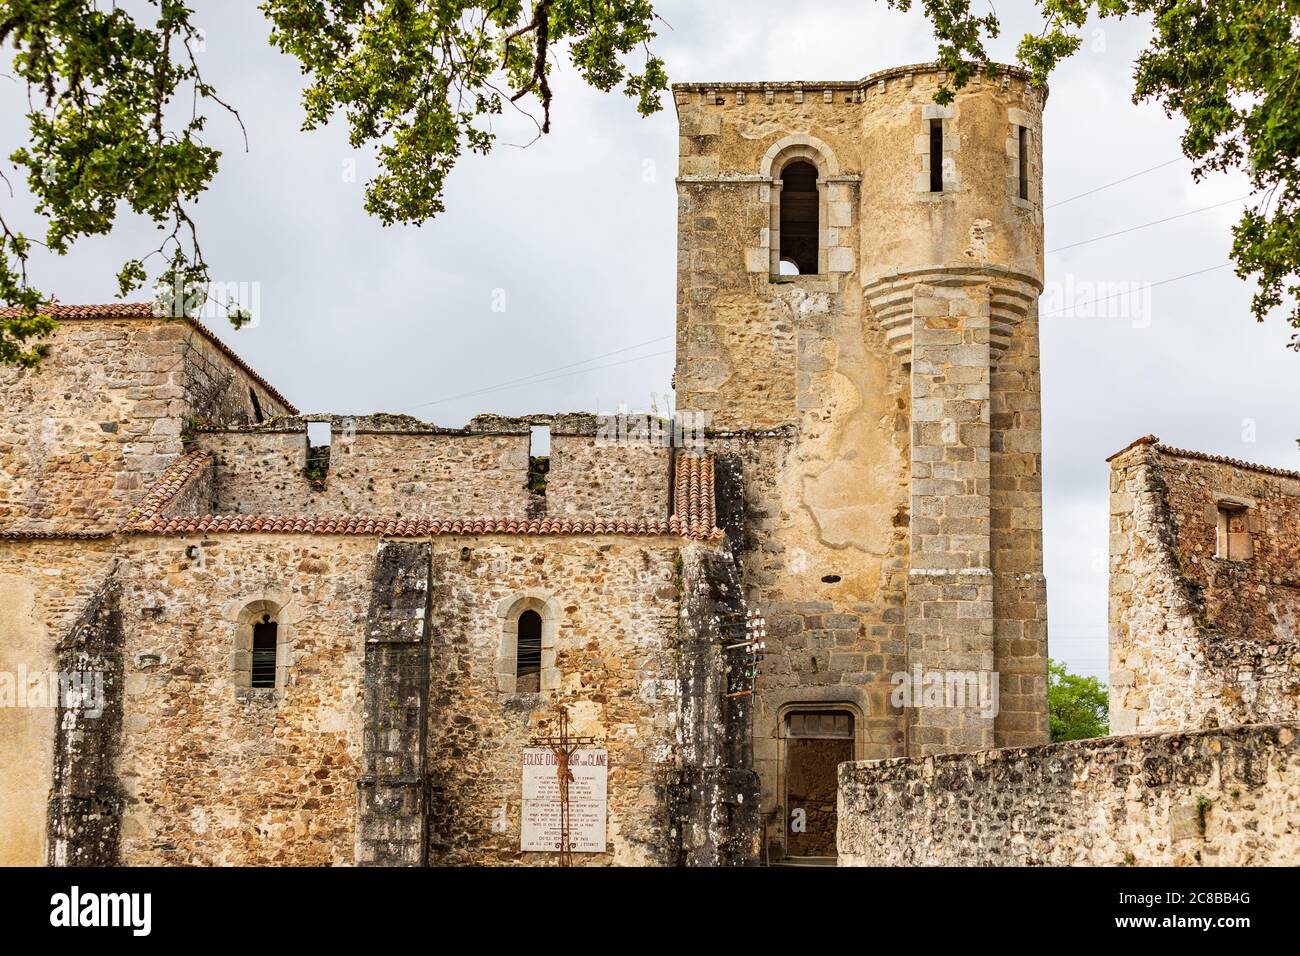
[784,709,854,857]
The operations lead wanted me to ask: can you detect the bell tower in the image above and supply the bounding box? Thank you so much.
[673,62,1049,856]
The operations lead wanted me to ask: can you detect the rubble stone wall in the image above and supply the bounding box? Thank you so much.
[839,723,1300,866]
[1109,443,1300,733]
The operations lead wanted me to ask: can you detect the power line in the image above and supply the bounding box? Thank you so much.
[1046,157,1184,209]
[412,261,1237,409]
[410,334,672,408]
[1039,262,1232,317]
[413,346,675,408]
[1046,195,1249,254]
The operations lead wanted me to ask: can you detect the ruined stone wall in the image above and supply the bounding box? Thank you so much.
[200,429,532,518]
[198,428,675,523]
[181,327,289,427]
[546,436,671,521]
[44,530,740,867]
[1110,443,1300,733]
[704,428,910,858]
[0,321,187,531]
[839,723,1300,866]
[0,539,117,865]
[0,318,288,532]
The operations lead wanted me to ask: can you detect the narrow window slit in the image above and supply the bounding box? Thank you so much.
[528,426,550,495]
[929,120,944,193]
[516,609,542,693]
[1018,125,1029,200]
[306,422,331,487]
[251,614,278,688]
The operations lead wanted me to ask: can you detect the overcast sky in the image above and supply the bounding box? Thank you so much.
[3,2,1295,680]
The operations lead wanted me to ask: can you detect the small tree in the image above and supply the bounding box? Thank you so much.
[1048,658,1109,741]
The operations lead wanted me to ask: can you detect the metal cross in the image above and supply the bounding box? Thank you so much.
[529,708,596,867]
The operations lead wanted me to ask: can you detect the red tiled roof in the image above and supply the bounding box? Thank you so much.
[119,450,724,540]
[1107,434,1300,480]
[0,302,297,414]
[122,450,213,529]
[674,452,717,532]
[126,513,721,538]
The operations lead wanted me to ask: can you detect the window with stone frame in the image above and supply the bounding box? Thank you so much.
[516,609,542,693]
[250,613,278,688]
[1216,501,1254,561]
[779,160,820,275]
[929,119,944,192]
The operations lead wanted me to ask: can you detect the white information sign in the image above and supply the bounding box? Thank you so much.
[520,747,607,853]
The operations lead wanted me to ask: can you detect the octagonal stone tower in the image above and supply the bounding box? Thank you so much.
[674,63,1048,851]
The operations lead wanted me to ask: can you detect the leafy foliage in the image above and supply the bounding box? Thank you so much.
[1048,658,1109,741]
[888,0,1300,343]
[0,1,667,363]
[262,0,666,226]
[0,0,242,365]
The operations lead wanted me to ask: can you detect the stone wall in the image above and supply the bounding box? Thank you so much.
[198,427,673,522]
[181,326,290,427]
[546,435,671,521]
[0,317,288,533]
[199,428,530,518]
[1109,441,1300,733]
[839,723,1300,866]
[116,534,370,865]
[424,535,686,865]
[5,529,747,866]
[704,428,911,857]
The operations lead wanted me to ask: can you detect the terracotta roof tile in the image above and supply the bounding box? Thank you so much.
[1107,434,1300,480]
[121,450,213,530]
[674,452,717,534]
[0,302,297,413]
[126,513,723,540]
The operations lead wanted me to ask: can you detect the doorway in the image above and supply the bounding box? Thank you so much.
[784,709,855,858]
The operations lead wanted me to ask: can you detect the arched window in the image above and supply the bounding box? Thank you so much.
[516,610,542,692]
[228,596,295,693]
[496,592,560,696]
[779,161,820,275]
[251,613,278,688]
